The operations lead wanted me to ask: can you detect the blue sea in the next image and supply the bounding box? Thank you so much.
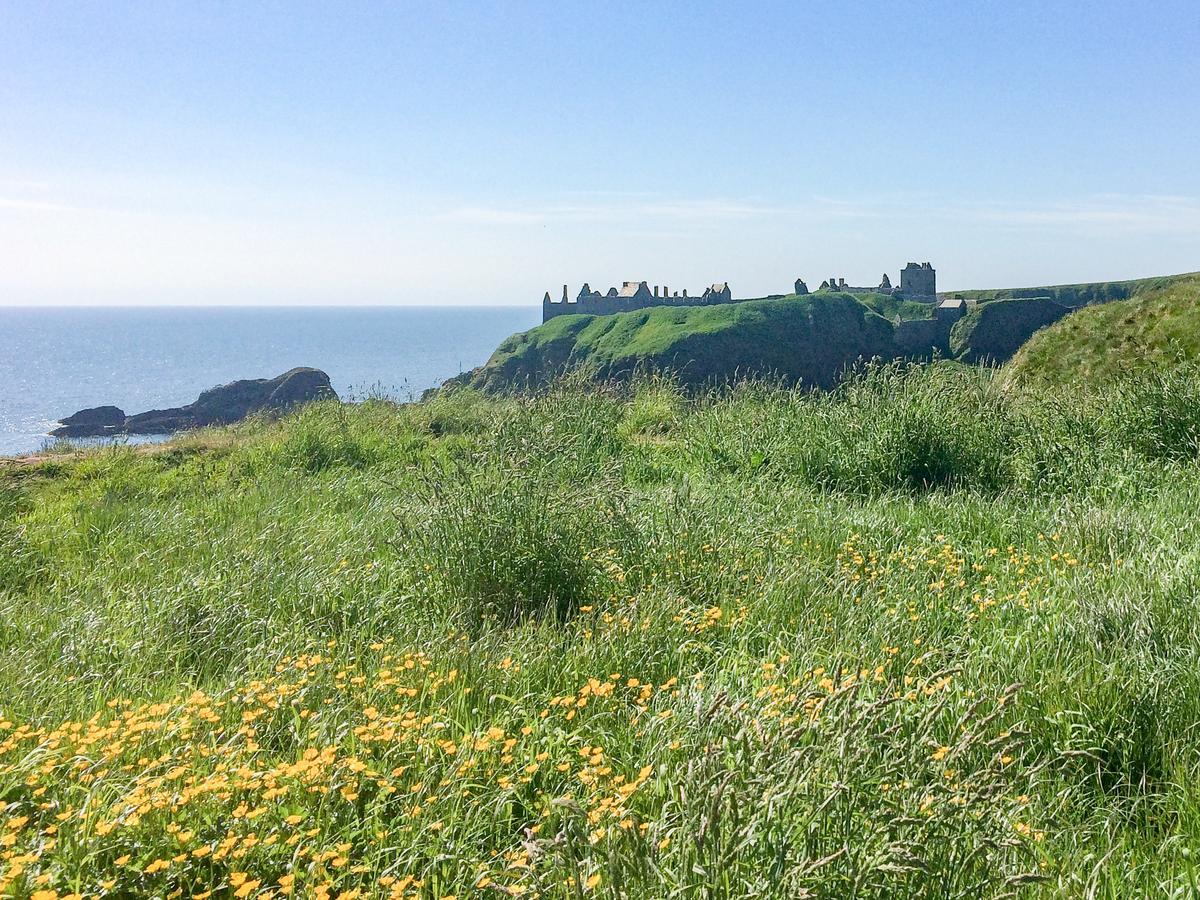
[0,306,540,456]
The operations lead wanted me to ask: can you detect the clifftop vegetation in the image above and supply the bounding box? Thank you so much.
[458,271,1200,393]
[5,359,1200,895]
[5,270,1200,896]
[1007,274,1200,386]
[949,270,1199,307]
[458,293,895,391]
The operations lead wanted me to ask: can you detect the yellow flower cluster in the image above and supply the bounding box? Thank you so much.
[0,642,678,899]
[836,532,1086,623]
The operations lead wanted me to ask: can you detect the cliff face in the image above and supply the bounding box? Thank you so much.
[458,294,898,392]
[453,274,1197,396]
[949,299,1070,365]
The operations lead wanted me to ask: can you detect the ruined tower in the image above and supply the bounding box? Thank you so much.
[900,262,936,300]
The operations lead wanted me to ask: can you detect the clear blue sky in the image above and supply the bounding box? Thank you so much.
[2,0,1197,305]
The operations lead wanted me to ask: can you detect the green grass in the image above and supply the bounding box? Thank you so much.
[468,275,1200,397]
[468,294,895,390]
[946,270,1199,306]
[4,364,1200,896]
[949,298,1070,365]
[852,291,935,322]
[1007,274,1200,387]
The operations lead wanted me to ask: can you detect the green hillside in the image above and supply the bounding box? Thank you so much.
[854,291,935,322]
[464,293,896,390]
[1007,274,1200,385]
[462,271,1199,394]
[948,270,1199,307]
[949,297,1069,364]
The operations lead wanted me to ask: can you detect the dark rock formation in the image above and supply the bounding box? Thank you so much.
[52,406,126,437]
[52,368,335,438]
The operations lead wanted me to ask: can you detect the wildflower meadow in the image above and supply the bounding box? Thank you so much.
[3,362,1200,897]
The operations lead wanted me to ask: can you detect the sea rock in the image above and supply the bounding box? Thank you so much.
[51,405,126,437]
[52,367,335,437]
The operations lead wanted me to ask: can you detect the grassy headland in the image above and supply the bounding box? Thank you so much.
[462,293,894,391]
[460,273,1200,393]
[945,270,1199,307]
[949,298,1070,364]
[1007,274,1200,386]
[5,357,1200,896]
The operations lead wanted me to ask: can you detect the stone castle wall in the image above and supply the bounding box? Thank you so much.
[542,262,937,323]
[543,283,732,322]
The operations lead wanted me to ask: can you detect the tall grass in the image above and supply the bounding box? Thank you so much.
[2,364,1200,896]
[397,469,638,629]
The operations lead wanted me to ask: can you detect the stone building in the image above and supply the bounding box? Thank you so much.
[807,262,937,301]
[542,280,734,322]
[935,297,967,324]
[900,262,937,299]
[814,274,896,295]
[540,260,939,323]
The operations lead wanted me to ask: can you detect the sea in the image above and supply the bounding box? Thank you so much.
[0,306,540,456]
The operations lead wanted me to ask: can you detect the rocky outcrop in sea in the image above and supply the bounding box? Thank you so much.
[52,367,335,438]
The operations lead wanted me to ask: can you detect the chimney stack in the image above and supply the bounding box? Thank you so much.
[562,285,568,302]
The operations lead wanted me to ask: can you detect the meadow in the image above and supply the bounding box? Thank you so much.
[3,361,1200,898]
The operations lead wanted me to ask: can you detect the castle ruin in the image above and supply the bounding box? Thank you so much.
[900,262,937,299]
[542,280,732,322]
[813,263,936,300]
[540,262,937,323]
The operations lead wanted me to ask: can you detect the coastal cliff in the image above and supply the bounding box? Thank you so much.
[452,294,897,392]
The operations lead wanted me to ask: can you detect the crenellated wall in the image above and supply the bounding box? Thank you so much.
[542,261,937,323]
[543,282,733,322]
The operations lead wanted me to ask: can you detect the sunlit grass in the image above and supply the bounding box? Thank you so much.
[3,363,1200,896]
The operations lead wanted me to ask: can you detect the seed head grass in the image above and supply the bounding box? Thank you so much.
[2,364,1200,896]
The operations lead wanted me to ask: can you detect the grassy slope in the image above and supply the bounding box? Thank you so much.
[1008,274,1200,385]
[469,273,1200,395]
[949,297,1070,365]
[853,291,935,322]
[469,293,895,390]
[948,270,1199,306]
[5,363,1200,895]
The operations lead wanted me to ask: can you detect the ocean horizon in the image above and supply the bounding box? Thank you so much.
[0,305,540,456]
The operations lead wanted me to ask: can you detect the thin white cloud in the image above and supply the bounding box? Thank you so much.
[443,206,550,225]
[948,195,1200,233]
[0,195,82,213]
[440,192,1200,236]
[441,196,781,226]
[815,192,1200,234]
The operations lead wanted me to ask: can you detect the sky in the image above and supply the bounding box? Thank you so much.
[1,0,1198,306]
